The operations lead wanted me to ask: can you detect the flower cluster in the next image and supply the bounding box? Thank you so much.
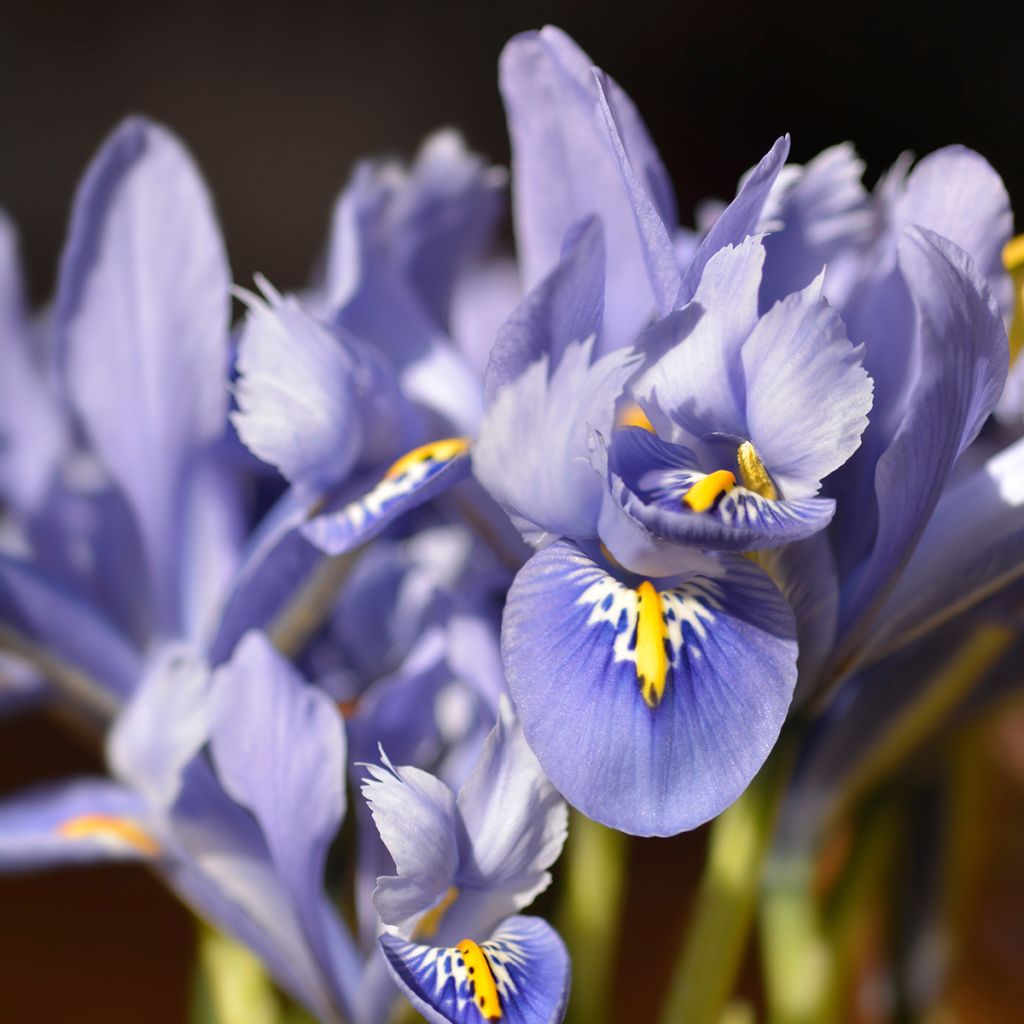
[3,24,1024,1024]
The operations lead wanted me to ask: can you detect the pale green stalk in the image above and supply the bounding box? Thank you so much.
[558,812,630,1024]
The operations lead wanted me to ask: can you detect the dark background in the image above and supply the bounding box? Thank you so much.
[4,1,1024,1020]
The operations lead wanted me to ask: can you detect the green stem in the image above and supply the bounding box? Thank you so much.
[658,736,796,1024]
[268,550,359,659]
[821,624,1014,840]
[557,812,629,1024]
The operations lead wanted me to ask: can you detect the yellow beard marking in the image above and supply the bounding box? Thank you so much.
[58,814,160,856]
[414,886,459,939]
[615,402,655,432]
[384,438,470,480]
[635,581,668,708]
[683,469,736,512]
[1003,235,1024,366]
[455,939,502,1021]
[736,441,778,500]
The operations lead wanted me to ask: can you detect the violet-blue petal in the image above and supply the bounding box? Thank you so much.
[857,435,1024,666]
[483,217,605,403]
[0,779,160,869]
[57,117,231,634]
[632,236,765,442]
[451,259,522,379]
[209,631,356,1017]
[324,160,483,434]
[836,228,1009,658]
[107,643,211,808]
[894,145,1013,318]
[302,440,472,556]
[0,555,142,700]
[455,696,567,914]
[384,129,508,332]
[759,143,873,307]
[605,427,836,551]
[502,540,797,835]
[475,339,636,546]
[676,135,790,305]
[232,278,363,490]
[0,212,67,516]
[593,70,680,319]
[499,26,675,342]
[380,914,570,1024]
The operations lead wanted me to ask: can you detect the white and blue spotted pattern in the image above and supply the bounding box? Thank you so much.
[380,915,571,1024]
[576,570,722,671]
[302,440,471,555]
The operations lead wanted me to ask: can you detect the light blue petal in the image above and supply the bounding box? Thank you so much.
[0,212,67,517]
[760,143,873,307]
[483,217,605,404]
[475,339,636,546]
[858,435,1024,666]
[455,697,567,915]
[208,631,357,1018]
[361,748,460,928]
[107,643,211,808]
[677,136,790,305]
[0,555,142,701]
[502,541,797,835]
[499,26,676,343]
[380,915,570,1024]
[742,274,873,499]
[57,117,231,634]
[232,278,363,490]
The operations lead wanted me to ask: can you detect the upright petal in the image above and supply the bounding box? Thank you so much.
[361,751,460,927]
[857,435,1024,666]
[502,541,797,835]
[0,212,67,516]
[232,279,363,491]
[836,229,1009,660]
[895,146,1013,318]
[57,117,231,634]
[107,643,211,808]
[0,555,141,702]
[475,340,636,546]
[209,631,355,1017]
[380,915,570,1024]
[483,217,605,404]
[500,26,676,342]
[455,697,568,914]
[676,136,790,305]
[759,143,873,307]
[742,274,873,498]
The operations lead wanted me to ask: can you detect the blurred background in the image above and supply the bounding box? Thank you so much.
[3,0,1024,1019]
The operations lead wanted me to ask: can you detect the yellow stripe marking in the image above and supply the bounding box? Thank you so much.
[415,885,459,938]
[455,939,502,1020]
[58,814,160,856]
[615,402,655,432]
[736,441,777,499]
[683,469,736,512]
[636,581,668,708]
[384,437,470,480]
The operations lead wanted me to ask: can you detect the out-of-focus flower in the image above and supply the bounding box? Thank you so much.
[363,697,570,1024]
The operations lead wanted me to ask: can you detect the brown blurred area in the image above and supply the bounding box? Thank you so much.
[5,1,1024,1020]
[0,714,193,1023]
